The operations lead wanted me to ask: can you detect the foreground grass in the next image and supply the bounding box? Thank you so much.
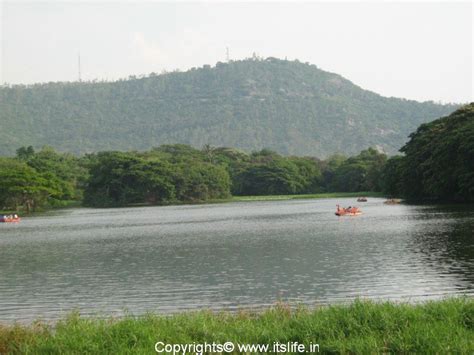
[231,191,384,202]
[1,298,472,354]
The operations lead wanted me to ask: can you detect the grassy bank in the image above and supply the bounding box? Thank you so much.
[231,191,385,202]
[1,298,472,354]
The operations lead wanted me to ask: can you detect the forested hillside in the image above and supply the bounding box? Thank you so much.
[0,58,458,157]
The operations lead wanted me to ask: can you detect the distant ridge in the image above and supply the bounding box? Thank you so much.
[0,58,459,157]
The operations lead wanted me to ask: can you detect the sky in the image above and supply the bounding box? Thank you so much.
[1,1,472,103]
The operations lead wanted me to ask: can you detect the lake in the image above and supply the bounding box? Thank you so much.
[0,197,473,322]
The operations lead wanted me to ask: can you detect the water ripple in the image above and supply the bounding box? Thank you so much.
[0,198,473,323]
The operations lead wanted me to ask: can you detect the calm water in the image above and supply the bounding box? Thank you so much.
[0,198,473,322]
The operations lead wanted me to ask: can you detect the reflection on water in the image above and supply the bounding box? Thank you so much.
[0,198,473,322]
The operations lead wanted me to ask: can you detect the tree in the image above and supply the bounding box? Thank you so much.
[202,144,216,164]
[84,152,153,207]
[233,160,303,195]
[24,146,88,200]
[83,150,230,207]
[326,148,387,192]
[16,146,35,160]
[173,162,231,201]
[398,103,474,201]
[0,158,59,212]
[381,156,404,197]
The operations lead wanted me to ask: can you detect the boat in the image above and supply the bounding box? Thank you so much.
[335,205,362,216]
[0,215,21,223]
[384,199,401,205]
[357,197,368,202]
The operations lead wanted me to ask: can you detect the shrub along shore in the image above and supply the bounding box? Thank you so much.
[1,298,473,354]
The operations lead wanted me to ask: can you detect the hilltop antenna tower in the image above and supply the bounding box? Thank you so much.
[78,53,82,82]
[226,47,230,62]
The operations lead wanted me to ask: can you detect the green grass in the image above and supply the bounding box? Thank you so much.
[1,298,472,354]
[231,191,385,202]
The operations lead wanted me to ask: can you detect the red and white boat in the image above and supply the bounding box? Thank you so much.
[335,205,362,216]
[0,215,21,223]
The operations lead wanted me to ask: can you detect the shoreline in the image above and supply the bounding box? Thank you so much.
[97,191,386,207]
[230,191,384,202]
[1,298,472,353]
[1,192,387,215]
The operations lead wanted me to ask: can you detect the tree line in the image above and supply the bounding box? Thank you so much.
[1,144,387,211]
[1,103,472,212]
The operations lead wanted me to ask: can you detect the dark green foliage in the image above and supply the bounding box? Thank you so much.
[0,59,458,157]
[324,148,387,192]
[381,156,404,197]
[383,103,474,201]
[83,152,176,207]
[231,152,324,196]
[288,157,324,194]
[83,148,231,207]
[221,147,386,196]
[16,132,474,211]
[1,144,390,210]
[234,161,302,195]
[0,147,88,212]
[0,158,59,212]
[172,163,231,202]
[21,146,88,201]
[16,146,35,160]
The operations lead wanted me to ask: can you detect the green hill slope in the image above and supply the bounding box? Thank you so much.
[0,58,458,157]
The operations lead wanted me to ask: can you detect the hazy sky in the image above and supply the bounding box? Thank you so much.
[1,1,472,103]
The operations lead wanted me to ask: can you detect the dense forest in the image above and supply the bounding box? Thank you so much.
[1,144,387,211]
[0,58,458,157]
[383,103,474,202]
[1,104,472,212]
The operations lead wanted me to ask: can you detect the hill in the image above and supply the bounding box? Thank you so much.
[0,58,459,157]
